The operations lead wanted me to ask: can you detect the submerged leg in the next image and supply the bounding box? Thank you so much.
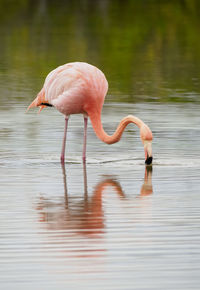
[60,116,69,165]
[82,115,88,163]
[61,162,68,207]
[83,161,88,200]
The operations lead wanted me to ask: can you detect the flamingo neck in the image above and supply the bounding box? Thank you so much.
[89,111,144,144]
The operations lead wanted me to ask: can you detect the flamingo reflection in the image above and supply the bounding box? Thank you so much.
[37,164,153,237]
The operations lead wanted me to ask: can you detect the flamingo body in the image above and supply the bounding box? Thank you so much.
[28,62,153,165]
[31,62,108,116]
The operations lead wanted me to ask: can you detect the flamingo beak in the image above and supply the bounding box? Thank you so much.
[144,141,153,165]
[145,155,153,165]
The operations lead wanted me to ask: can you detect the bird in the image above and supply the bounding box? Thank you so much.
[27,62,153,165]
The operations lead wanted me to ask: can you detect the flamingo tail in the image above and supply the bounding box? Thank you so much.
[26,88,50,113]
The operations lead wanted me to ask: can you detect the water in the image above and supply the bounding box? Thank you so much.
[1,103,200,289]
[1,1,200,289]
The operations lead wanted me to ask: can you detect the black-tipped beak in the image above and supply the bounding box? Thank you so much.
[145,156,153,165]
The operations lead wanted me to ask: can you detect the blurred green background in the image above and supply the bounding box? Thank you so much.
[0,0,200,105]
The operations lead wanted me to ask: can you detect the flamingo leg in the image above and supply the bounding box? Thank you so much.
[60,116,69,164]
[82,115,88,163]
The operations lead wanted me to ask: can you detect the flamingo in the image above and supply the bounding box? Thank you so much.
[27,62,153,165]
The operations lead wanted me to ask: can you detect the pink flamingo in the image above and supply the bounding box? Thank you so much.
[27,62,153,165]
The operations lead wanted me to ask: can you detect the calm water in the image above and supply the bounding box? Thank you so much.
[1,103,200,289]
[1,1,200,290]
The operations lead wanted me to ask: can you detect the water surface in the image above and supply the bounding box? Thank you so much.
[1,103,200,290]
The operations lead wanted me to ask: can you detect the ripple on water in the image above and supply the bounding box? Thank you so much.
[0,103,200,289]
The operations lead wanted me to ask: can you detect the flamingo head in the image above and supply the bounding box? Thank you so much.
[140,125,153,166]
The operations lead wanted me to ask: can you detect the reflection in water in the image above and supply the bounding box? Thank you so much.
[37,164,153,236]
[1,0,200,104]
[140,167,153,196]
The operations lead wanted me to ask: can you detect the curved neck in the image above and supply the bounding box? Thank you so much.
[89,111,144,144]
